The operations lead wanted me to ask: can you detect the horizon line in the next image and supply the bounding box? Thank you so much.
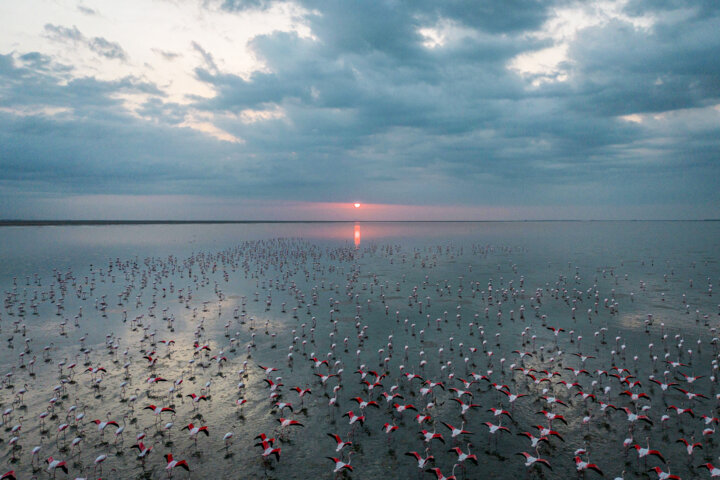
[1,219,718,227]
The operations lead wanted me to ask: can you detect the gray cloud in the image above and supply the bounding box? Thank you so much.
[152,48,181,61]
[43,23,127,61]
[191,41,218,73]
[2,1,719,218]
[88,37,127,61]
[44,24,84,43]
[77,5,98,16]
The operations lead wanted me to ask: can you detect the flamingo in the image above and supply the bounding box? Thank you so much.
[256,438,281,463]
[263,377,284,392]
[92,416,119,439]
[258,365,279,377]
[131,441,153,463]
[622,407,653,427]
[698,462,720,477]
[291,386,312,407]
[634,439,666,466]
[351,396,379,410]
[517,432,549,449]
[673,387,708,401]
[382,391,404,404]
[327,452,354,477]
[426,465,459,480]
[537,410,567,425]
[574,455,603,476]
[222,432,234,453]
[93,453,110,475]
[442,421,472,439]
[517,452,552,471]
[677,437,702,457]
[46,457,68,477]
[277,417,304,438]
[393,403,418,414]
[488,407,513,421]
[144,404,175,417]
[164,453,190,477]
[451,398,480,417]
[533,425,564,441]
[649,377,678,391]
[648,466,681,479]
[483,421,510,449]
[327,433,352,452]
[667,405,695,418]
[406,448,434,470]
[448,443,478,468]
[181,423,209,447]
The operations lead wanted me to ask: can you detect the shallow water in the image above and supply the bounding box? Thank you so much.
[0,221,718,479]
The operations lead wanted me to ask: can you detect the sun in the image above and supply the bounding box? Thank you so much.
[353,203,361,208]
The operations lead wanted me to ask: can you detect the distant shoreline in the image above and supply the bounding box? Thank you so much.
[0,219,717,227]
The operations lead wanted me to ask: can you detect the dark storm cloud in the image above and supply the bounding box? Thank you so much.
[2,0,719,217]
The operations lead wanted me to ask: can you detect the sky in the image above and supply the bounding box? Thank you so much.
[0,0,719,220]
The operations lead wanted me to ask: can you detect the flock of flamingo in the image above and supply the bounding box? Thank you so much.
[0,234,718,479]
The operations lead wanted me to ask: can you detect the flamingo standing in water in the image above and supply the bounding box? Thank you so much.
[46,457,68,478]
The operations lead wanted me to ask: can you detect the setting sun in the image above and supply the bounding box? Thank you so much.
[354,203,361,208]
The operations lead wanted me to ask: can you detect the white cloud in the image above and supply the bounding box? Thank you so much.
[0,0,312,103]
[508,0,655,86]
[179,110,245,143]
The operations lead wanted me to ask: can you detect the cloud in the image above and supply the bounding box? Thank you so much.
[88,37,127,61]
[152,48,181,61]
[1,0,719,219]
[77,5,98,16]
[43,24,84,43]
[191,41,219,73]
[43,23,127,61]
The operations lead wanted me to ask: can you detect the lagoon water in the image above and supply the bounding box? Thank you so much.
[1,221,719,479]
